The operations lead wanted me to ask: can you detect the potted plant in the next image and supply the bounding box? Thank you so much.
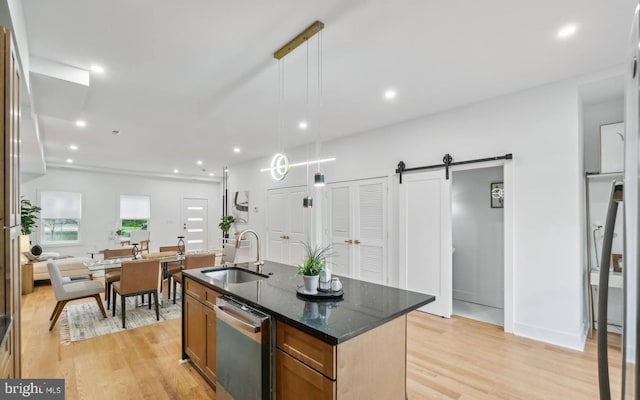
[298,242,333,294]
[218,215,235,239]
[20,197,41,235]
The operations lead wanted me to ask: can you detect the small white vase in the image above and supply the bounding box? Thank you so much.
[303,275,319,294]
[319,267,332,290]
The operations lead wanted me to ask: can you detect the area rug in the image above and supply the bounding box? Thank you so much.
[59,298,182,344]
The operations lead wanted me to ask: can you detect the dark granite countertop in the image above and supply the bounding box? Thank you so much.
[182,261,434,345]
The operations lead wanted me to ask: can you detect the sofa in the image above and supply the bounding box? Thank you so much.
[24,255,93,281]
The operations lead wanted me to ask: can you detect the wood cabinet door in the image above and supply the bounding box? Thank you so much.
[203,307,216,383]
[184,294,205,367]
[276,349,335,400]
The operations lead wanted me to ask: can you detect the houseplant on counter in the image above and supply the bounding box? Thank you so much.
[218,215,235,240]
[298,242,333,294]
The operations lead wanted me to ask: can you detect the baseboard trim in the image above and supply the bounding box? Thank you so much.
[514,322,585,351]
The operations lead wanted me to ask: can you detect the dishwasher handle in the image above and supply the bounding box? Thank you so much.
[214,304,264,342]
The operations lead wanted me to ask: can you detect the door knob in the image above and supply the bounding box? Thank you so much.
[344,240,353,244]
[285,235,290,240]
[354,240,361,245]
[280,235,286,239]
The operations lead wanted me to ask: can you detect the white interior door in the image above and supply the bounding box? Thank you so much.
[287,188,309,266]
[328,184,353,277]
[355,180,386,284]
[267,190,287,264]
[267,186,309,265]
[182,198,208,252]
[399,170,452,317]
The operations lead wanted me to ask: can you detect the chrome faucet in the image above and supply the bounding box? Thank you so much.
[236,229,264,273]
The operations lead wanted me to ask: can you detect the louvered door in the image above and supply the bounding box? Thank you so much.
[355,181,386,284]
[327,178,387,284]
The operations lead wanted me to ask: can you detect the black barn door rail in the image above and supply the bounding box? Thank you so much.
[396,153,513,183]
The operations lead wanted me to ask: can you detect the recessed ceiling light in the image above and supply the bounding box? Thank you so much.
[557,24,577,39]
[66,158,73,164]
[173,169,179,173]
[197,160,203,165]
[90,64,105,74]
[384,89,397,100]
[298,121,308,130]
[75,120,86,127]
[209,172,214,177]
[233,147,241,153]
[69,144,78,150]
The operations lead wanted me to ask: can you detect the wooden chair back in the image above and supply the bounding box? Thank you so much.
[103,247,134,259]
[118,259,160,294]
[184,253,216,270]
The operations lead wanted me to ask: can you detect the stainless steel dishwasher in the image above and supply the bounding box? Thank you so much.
[214,296,272,400]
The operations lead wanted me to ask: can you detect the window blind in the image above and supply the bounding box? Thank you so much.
[120,195,150,219]
[41,191,82,219]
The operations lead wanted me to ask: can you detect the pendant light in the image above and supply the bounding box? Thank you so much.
[314,29,326,187]
[314,172,325,187]
[266,21,325,183]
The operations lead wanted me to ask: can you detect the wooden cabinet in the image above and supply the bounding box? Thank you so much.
[276,349,335,400]
[203,307,216,383]
[184,294,204,366]
[276,316,407,400]
[182,278,221,386]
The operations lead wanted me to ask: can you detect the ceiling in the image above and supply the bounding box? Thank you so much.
[18,0,636,180]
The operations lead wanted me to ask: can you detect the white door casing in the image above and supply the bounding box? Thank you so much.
[182,198,208,252]
[399,169,452,317]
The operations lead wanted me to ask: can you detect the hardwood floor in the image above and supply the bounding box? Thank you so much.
[23,282,620,399]
[407,313,622,399]
[22,281,214,400]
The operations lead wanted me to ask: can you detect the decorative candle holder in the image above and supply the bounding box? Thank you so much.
[177,236,185,255]
[131,243,139,259]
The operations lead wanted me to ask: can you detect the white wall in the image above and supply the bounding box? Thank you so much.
[228,73,604,349]
[20,168,221,256]
[452,166,504,309]
[584,99,625,173]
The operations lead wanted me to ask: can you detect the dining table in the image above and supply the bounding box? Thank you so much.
[83,253,186,306]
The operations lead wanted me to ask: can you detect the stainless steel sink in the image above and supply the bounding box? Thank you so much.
[202,268,267,284]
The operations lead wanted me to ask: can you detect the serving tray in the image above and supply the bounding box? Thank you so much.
[296,285,343,300]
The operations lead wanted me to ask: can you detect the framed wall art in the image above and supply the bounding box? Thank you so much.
[491,182,504,208]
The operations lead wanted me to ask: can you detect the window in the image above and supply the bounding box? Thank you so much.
[119,195,150,238]
[41,191,82,243]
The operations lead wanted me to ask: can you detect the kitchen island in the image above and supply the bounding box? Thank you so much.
[182,261,434,399]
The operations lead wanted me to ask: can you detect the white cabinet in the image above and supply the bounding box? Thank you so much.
[267,186,309,265]
[327,178,387,284]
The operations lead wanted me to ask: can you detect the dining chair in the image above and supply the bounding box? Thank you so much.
[47,262,107,331]
[128,230,151,254]
[159,245,183,299]
[111,259,161,329]
[102,247,135,309]
[172,253,216,304]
